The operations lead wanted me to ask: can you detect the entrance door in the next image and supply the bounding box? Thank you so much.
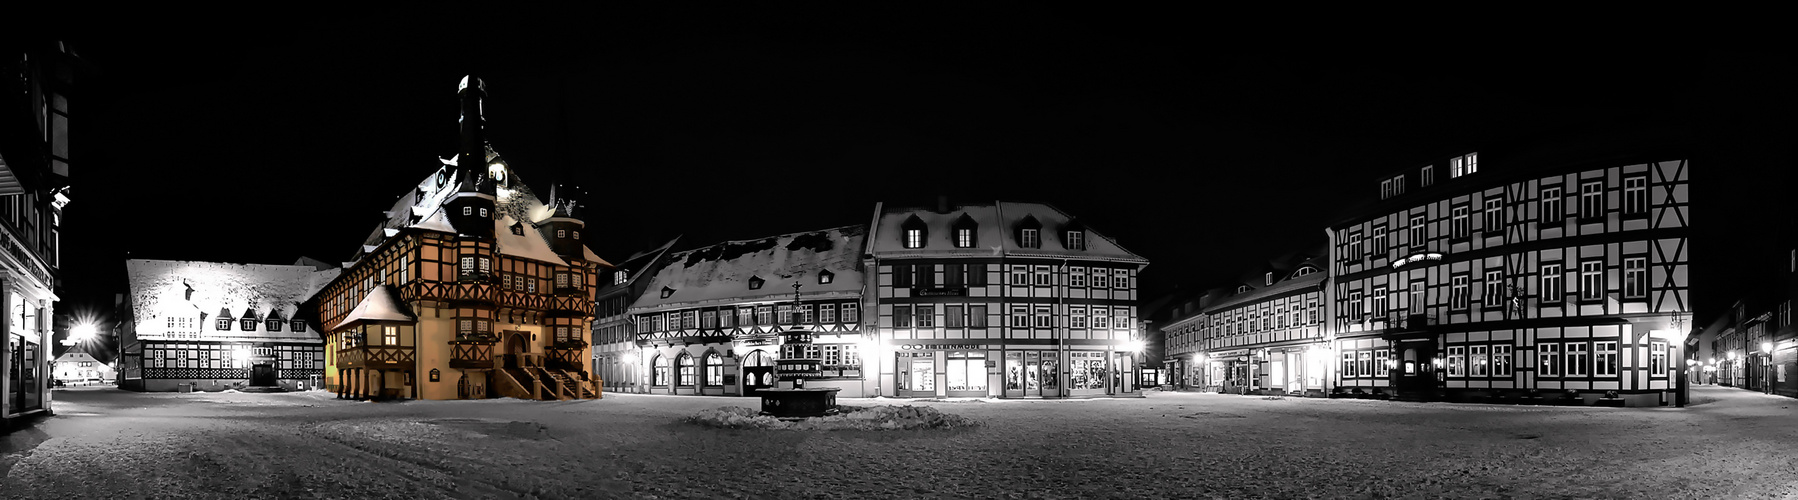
[742,350,774,395]
[1004,351,1024,397]
[899,356,942,399]
[1391,342,1440,398]
[251,364,276,386]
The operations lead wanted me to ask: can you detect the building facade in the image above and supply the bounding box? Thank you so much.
[625,225,868,397]
[1329,150,1691,406]
[315,76,606,401]
[865,201,1149,399]
[2,40,78,423]
[1187,254,1330,396]
[51,351,112,385]
[591,237,679,394]
[118,259,334,392]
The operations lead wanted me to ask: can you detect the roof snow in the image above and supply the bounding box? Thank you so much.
[334,284,416,330]
[349,146,607,267]
[126,259,337,342]
[629,225,865,313]
[496,216,568,265]
[869,201,1147,264]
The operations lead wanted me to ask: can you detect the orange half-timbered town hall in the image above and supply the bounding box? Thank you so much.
[316,76,607,401]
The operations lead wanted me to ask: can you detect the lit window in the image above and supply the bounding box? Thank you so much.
[1492,345,1512,377]
[904,229,923,248]
[1650,342,1668,377]
[1538,343,1560,377]
[1446,346,1464,376]
[1450,152,1478,178]
[819,270,834,284]
[614,270,628,285]
[955,228,975,248]
[1471,345,1488,376]
[1342,351,1357,378]
[677,354,695,386]
[384,326,398,345]
[705,353,723,386]
[651,355,668,386]
[1375,350,1390,376]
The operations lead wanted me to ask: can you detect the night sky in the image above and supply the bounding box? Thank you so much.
[46,7,1796,332]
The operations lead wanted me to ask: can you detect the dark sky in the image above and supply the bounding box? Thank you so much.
[51,7,1797,329]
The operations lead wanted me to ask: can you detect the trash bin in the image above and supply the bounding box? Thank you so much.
[177,383,193,393]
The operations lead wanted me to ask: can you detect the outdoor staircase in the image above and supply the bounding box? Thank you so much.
[502,367,543,400]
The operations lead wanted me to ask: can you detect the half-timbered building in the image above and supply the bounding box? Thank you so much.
[1328,146,1691,406]
[315,76,607,401]
[865,200,1149,399]
[1183,252,1330,396]
[592,237,679,394]
[2,39,79,424]
[627,225,867,397]
[118,259,334,392]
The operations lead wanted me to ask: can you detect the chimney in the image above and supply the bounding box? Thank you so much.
[936,195,950,214]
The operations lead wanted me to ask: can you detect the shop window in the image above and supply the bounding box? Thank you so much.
[946,351,987,392]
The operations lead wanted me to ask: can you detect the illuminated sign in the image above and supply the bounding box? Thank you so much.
[1391,252,1445,270]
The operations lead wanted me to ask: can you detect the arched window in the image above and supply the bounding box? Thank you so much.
[651,354,669,386]
[677,353,696,386]
[704,352,723,386]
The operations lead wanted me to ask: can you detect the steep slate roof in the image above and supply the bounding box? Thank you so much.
[335,284,416,330]
[346,146,611,268]
[125,259,337,342]
[630,226,866,313]
[867,201,1147,266]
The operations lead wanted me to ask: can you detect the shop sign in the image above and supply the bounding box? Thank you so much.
[1391,252,1445,270]
[915,287,968,297]
[1237,356,1248,362]
[898,344,963,350]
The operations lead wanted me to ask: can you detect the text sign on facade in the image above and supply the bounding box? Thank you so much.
[915,287,968,297]
[898,344,969,350]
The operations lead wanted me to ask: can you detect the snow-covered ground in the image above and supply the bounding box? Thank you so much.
[6,385,1798,499]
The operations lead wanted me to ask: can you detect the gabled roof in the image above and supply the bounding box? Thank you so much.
[334,284,416,331]
[496,216,568,266]
[346,146,610,268]
[868,201,1147,265]
[630,225,866,313]
[125,259,336,343]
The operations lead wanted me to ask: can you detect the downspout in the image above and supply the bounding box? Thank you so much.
[863,202,883,398]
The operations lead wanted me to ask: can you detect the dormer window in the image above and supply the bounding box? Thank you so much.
[1065,231,1084,250]
[1016,215,1043,249]
[290,320,305,332]
[819,270,835,284]
[510,225,524,236]
[1450,152,1478,178]
[1421,166,1435,187]
[1265,272,1273,286]
[749,276,765,290]
[661,286,676,299]
[1237,285,1252,294]
[951,214,978,248]
[1294,266,1317,277]
[1380,175,1406,200]
[901,215,927,249]
[613,270,628,285]
[573,231,580,240]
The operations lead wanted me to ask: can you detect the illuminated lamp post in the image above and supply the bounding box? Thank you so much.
[1762,342,1776,395]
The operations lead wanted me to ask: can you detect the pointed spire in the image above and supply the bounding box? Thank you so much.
[457,75,494,197]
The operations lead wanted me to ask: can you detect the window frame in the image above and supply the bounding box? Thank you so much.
[1451,204,1471,240]
[1483,196,1503,234]
[1623,256,1648,299]
[1579,259,1605,303]
[1623,175,1648,216]
[1450,274,1470,311]
[1541,263,1563,304]
[1579,180,1605,222]
[1408,213,1427,248]
[1538,343,1560,377]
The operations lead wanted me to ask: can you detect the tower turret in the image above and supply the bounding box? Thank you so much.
[445,75,497,238]
[541,182,589,261]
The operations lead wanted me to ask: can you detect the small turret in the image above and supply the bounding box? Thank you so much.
[541,182,589,260]
[446,75,497,238]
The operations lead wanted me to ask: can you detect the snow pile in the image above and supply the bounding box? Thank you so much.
[681,404,980,431]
